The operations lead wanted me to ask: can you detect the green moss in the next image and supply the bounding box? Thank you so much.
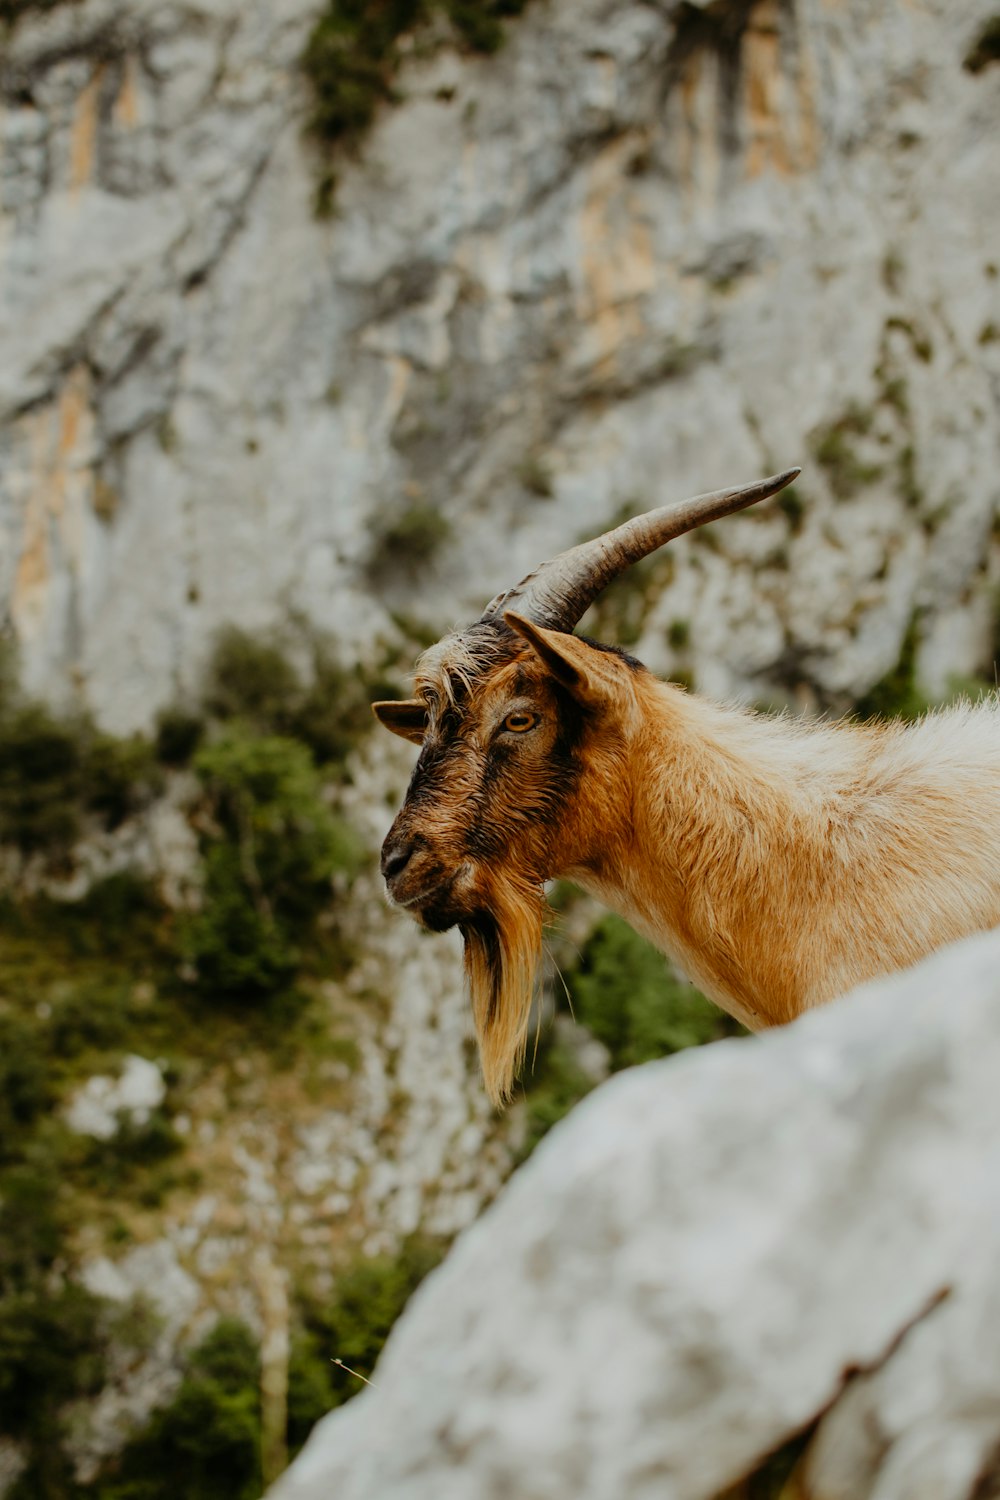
[368,502,452,577]
[668,618,691,650]
[896,443,921,509]
[516,453,554,499]
[155,416,179,454]
[885,315,933,363]
[854,614,930,722]
[965,15,1000,72]
[810,404,883,501]
[303,0,528,160]
[775,482,806,534]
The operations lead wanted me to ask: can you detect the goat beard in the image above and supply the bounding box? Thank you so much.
[461,871,548,1108]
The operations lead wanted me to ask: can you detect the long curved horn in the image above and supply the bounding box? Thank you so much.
[483,468,801,632]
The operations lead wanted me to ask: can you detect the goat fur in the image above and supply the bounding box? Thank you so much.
[378,614,1000,1103]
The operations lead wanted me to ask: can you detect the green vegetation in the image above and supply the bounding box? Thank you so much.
[517,1028,597,1161]
[521,914,742,1151]
[854,614,928,722]
[0,702,161,858]
[296,1235,446,1412]
[183,728,363,1001]
[0,0,72,25]
[368,501,452,578]
[569,915,741,1068]
[775,482,806,534]
[0,1164,113,1499]
[303,0,529,204]
[516,453,555,499]
[964,15,1000,73]
[809,404,884,501]
[0,624,382,1493]
[90,1320,262,1500]
[201,625,374,771]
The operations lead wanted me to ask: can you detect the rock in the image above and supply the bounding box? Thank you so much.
[71,1239,202,1482]
[64,1054,166,1140]
[1,0,998,729]
[267,928,1000,1500]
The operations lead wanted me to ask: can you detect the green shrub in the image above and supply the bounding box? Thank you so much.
[0,1166,110,1498]
[91,1319,262,1500]
[303,0,529,152]
[202,630,303,736]
[854,614,929,722]
[567,915,739,1071]
[0,698,159,854]
[0,1020,52,1156]
[0,0,72,27]
[303,1237,445,1406]
[286,1331,337,1456]
[83,734,161,828]
[184,729,362,1000]
[202,626,372,770]
[368,502,452,578]
[0,703,84,852]
[153,707,204,767]
[517,1031,596,1160]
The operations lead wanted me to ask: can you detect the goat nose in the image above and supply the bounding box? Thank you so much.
[381,840,414,882]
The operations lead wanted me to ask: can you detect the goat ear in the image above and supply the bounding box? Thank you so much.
[503,612,619,704]
[372,699,427,744]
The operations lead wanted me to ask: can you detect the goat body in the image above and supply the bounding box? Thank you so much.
[372,469,1000,1104]
[575,675,1000,1031]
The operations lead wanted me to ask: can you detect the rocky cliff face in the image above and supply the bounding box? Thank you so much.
[2,0,999,1490]
[2,0,999,733]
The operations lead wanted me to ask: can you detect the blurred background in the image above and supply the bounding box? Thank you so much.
[0,0,998,1495]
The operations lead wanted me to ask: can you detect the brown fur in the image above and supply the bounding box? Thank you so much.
[376,618,1000,1105]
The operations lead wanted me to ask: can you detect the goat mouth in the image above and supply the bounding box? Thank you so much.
[391,875,463,929]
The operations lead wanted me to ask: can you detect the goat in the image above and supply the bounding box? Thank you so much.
[372,470,1000,1105]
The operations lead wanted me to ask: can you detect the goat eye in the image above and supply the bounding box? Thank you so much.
[503,711,539,734]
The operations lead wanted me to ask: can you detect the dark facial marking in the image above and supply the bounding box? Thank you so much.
[461,912,502,1022]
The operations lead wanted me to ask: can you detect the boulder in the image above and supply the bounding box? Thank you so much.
[269,928,1000,1500]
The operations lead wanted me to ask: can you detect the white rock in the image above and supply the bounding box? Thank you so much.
[65,1055,166,1140]
[268,929,1000,1500]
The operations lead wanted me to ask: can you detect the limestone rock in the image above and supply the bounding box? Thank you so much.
[268,929,1000,1500]
[1,0,998,730]
[64,1054,166,1140]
